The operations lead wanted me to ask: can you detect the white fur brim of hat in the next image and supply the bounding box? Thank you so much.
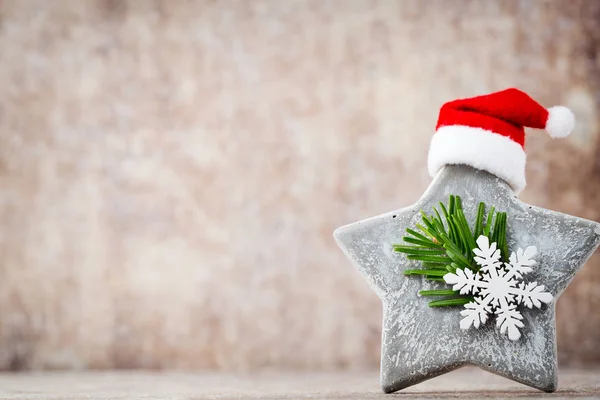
[427,125,527,194]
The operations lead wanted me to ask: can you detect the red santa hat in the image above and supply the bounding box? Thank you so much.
[427,88,575,194]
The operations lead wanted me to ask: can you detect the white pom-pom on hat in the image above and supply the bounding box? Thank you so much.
[545,106,575,138]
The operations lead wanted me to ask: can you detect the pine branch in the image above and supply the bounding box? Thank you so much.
[393,194,509,307]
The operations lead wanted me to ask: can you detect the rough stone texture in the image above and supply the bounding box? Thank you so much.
[334,165,600,393]
[0,0,599,371]
[0,368,600,399]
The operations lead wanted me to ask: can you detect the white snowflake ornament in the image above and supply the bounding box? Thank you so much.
[443,235,553,341]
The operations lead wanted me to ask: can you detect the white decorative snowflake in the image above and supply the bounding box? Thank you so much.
[443,235,553,341]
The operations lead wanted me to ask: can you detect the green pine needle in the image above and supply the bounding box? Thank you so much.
[403,269,448,277]
[392,245,445,255]
[406,254,451,263]
[422,262,449,269]
[474,202,485,239]
[419,289,456,296]
[439,201,449,220]
[483,206,495,237]
[405,228,433,243]
[428,297,474,307]
[455,195,463,211]
[402,236,437,247]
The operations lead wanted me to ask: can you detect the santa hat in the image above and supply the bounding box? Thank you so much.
[427,88,575,194]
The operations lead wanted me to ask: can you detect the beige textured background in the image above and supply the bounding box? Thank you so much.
[0,0,599,371]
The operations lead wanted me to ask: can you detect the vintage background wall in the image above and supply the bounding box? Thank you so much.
[0,0,599,371]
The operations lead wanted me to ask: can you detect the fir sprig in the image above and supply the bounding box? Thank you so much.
[393,195,508,307]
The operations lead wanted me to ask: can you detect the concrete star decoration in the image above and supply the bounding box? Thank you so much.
[333,89,600,393]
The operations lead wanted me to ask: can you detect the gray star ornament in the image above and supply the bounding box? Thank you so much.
[334,165,600,393]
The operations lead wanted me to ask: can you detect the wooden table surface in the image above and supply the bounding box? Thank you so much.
[0,367,598,399]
